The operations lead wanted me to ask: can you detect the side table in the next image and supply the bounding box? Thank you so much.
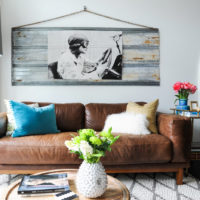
[189,143,200,178]
[170,108,200,134]
[170,108,200,176]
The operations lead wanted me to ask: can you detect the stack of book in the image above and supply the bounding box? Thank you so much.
[18,173,78,199]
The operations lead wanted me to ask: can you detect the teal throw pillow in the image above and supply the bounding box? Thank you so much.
[9,100,60,137]
[4,99,39,136]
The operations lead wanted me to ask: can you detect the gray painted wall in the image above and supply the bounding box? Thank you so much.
[0,0,200,142]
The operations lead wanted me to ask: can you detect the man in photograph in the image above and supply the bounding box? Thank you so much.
[49,33,111,80]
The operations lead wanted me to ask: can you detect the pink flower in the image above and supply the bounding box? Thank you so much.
[183,82,190,90]
[173,82,181,91]
[173,81,197,101]
[180,83,184,89]
[190,85,197,94]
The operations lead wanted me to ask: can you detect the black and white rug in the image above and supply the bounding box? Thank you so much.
[0,173,200,200]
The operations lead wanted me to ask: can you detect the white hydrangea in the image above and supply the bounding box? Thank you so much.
[65,140,79,152]
[80,141,93,156]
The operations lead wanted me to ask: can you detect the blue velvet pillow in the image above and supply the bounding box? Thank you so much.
[9,100,60,137]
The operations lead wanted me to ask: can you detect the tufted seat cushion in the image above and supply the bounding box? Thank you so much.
[102,133,172,165]
[0,132,172,165]
[0,132,81,165]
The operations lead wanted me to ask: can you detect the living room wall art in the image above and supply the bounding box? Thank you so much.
[12,27,160,85]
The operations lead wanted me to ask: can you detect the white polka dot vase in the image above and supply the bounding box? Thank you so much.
[76,161,107,198]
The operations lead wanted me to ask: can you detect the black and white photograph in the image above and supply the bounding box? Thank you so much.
[48,30,123,80]
[12,27,160,86]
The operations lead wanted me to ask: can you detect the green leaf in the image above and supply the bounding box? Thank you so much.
[73,136,82,144]
[79,154,84,159]
[89,136,102,146]
[99,131,107,137]
[108,127,112,134]
[99,127,113,139]
[96,157,100,163]
[174,98,178,104]
[92,153,103,157]
[107,146,111,152]
[110,135,120,145]
[79,129,95,137]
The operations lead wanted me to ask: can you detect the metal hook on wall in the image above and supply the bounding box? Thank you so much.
[83,6,87,11]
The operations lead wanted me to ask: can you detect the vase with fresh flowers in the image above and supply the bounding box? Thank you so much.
[65,128,119,198]
[173,81,197,110]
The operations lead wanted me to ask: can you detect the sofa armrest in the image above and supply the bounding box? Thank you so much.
[0,112,7,138]
[157,113,193,163]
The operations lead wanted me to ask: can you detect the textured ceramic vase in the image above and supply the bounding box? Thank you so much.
[76,161,107,198]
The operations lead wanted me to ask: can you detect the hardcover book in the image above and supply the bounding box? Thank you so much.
[18,173,69,195]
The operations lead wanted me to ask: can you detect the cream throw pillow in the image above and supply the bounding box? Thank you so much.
[126,99,159,133]
[4,100,39,136]
[103,112,150,135]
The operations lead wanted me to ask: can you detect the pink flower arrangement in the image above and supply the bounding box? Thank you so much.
[173,81,197,102]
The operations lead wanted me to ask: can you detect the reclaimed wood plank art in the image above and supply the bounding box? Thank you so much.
[12,27,160,85]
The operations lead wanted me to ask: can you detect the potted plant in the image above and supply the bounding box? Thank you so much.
[173,81,197,110]
[65,127,119,198]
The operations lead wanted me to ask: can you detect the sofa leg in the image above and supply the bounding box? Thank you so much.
[176,168,183,185]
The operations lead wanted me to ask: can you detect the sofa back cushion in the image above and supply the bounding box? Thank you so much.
[85,103,127,131]
[24,102,85,132]
[85,103,147,131]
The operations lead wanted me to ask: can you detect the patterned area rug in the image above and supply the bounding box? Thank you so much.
[115,173,200,200]
[0,173,200,200]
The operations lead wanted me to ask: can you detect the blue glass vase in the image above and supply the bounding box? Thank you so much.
[176,99,190,114]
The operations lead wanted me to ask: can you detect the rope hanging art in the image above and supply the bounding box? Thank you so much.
[13,6,157,30]
[12,6,160,86]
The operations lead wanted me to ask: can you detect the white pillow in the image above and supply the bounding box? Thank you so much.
[103,112,150,135]
[4,100,39,136]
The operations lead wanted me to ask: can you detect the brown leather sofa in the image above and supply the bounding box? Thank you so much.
[0,102,193,185]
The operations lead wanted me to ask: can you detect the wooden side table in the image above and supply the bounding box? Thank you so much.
[3,169,130,200]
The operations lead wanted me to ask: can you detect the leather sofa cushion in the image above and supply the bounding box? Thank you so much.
[85,103,127,131]
[85,103,146,131]
[0,133,171,165]
[24,102,85,132]
[0,132,81,165]
[102,133,172,165]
